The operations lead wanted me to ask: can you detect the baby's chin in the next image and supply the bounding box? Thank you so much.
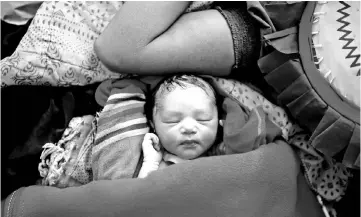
[176,149,204,160]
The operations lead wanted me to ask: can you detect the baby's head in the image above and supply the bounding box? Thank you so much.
[146,74,221,160]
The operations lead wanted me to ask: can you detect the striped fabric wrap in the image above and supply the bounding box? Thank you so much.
[92,80,150,180]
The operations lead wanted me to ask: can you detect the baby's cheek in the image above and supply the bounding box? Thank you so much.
[203,127,218,145]
[209,119,219,135]
[158,130,177,149]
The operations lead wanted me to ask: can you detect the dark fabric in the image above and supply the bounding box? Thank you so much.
[1,19,32,59]
[263,26,299,54]
[214,2,261,73]
[246,1,306,58]
[260,1,307,31]
[94,79,113,107]
[221,98,282,154]
[258,49,360,170]
[1,84,101,199]
[257,2,360,170]
[334,170,360,217]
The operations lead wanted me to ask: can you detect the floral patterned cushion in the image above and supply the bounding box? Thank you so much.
[1,1,125,87]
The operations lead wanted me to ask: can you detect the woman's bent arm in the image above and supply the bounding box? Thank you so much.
[95,2,234,76]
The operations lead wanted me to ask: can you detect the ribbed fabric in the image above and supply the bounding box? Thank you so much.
[215,4,260,71]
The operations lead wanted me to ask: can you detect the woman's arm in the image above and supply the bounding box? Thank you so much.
[94,2,234,76]
[94,1,190,73]
[2,142,317,217]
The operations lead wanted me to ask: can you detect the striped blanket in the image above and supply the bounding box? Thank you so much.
[92,79,150,180]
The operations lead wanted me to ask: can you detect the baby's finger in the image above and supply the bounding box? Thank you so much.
[153,141,161,152]
[152,138,161,151]
[148,133,158,143]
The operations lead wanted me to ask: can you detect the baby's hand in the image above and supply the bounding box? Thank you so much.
[142,133,162,163]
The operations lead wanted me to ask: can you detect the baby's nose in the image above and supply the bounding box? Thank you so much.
[180,118,197,134]
[180,127,196,134]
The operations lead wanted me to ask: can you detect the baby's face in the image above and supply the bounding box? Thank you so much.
[153,86,219,160]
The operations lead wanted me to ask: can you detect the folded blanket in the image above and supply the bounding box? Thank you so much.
[2,142,324,217]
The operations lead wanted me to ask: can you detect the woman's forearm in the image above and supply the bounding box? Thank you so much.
[94,1,190,72]
[2,142,302,217]
[95,7,234,77]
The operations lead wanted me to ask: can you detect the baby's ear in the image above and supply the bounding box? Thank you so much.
[219,120,224,127]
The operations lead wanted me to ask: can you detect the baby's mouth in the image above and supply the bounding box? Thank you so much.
[180,140,199,147]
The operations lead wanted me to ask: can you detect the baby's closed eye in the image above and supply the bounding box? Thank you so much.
[196,118,212,122]
[164,120,180,124]
[195,113,213,122]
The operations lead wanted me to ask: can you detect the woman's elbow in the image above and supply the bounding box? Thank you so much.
[94,38,117,71]
[94,38,133,73]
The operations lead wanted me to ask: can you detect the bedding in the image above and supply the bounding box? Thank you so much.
[1,1,359,217]
[1,1,124,87]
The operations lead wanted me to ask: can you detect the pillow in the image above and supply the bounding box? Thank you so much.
[0,1,126,87]
[311,1,360,108]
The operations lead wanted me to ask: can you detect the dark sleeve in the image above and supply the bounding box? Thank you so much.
[214,2,261,75]
[236,4,261,70]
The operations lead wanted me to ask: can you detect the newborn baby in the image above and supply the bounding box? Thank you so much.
[138,74,223,178]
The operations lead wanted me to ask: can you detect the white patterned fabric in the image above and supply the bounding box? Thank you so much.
[1,1,125,87]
